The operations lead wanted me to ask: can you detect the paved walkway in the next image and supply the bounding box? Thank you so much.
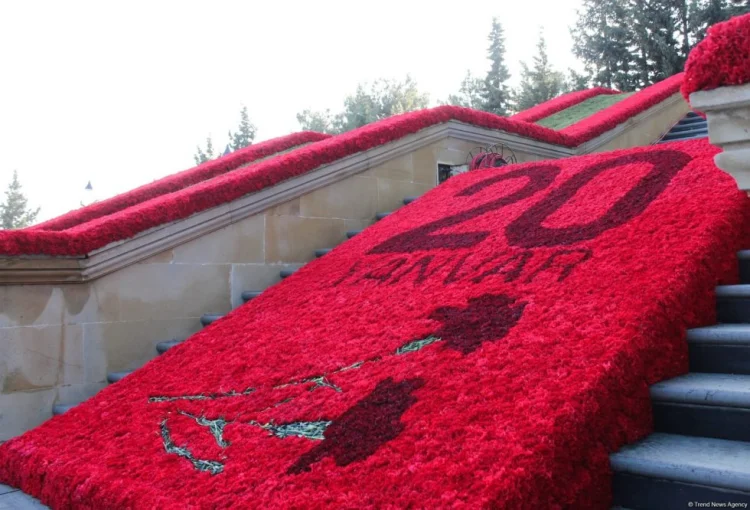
[0,440,49,509]
[0,484,48,509]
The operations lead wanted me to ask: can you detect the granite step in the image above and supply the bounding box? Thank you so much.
[52,403,76,416]
[611,433,750,509]
[688,324,750,375]
[156,339,183,354]
[669,121,707,133]
[200,313,224,327]
[280,268,298,279]
[241,290,263,302]
[676,117,705,126]
[651,373,750,441]
[661,128,708,141]
[716,285,750,323]
[658,133,709,143]
[107,371,134,384]
[739,250,750,284]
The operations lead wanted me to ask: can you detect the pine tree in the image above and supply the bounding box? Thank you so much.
[296,109,340,134]
[444,71,487,109]
[0,170,40,229]
[193,137,215,165]
[483,18,511,116]
[564,69,592,92]
[298,76,429,133]
[572,0,638,90]
[691,0,749,39]
[628,0,685,86]
[573,0,750,90]
[444,19,511,115]
[514,30,566,111]
[228,106,256,151]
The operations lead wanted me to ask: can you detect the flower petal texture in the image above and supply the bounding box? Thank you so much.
[682,13,750,99]
[0,138,747,509]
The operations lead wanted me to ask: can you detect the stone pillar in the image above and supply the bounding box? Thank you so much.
[690,83,750,190]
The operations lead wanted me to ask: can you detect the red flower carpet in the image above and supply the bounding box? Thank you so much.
[0,75,683,258]
[1,139,747,509]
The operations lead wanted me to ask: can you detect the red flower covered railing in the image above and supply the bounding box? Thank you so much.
[0,75,685,257]
[682,13,750,100]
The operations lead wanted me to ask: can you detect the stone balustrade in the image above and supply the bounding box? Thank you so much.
[690,83,750,190]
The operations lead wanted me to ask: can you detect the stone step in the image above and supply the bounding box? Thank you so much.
[739,250,750,284]
[200,313,224,326]
[403,196,418,205]
[658,133,709,144]
[688,324,750,375]
[280,268,298,279]
[156,339,182,354]
[611,433,750,509]
[676,118,706,128]
[662,129,708,141]
[716,285,750,323]
[664,125,708,135]
[669,121,707,133]
[376,212,391,220]
[346,230,362,239]
[686,111,701,119]
[52,403,76,415]
[314,248,332,258]
[241,290,263,302]
[678,114,705,123]
[651,373,750,442]
[107,371,134,384]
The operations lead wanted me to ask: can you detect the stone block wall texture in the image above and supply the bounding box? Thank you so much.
[0,123,678,439]
[589,97,690,154]
[0,137,483,439]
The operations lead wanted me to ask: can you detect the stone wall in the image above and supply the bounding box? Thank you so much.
[0,119,684,439]
[0,136,502,439]
[588,96,690,154]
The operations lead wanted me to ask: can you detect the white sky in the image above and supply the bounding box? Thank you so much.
[0,0,583,222]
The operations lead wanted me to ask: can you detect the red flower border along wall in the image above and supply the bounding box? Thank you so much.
[0,74,683,257]
[1,139,747,509]
[30,131,331,232]
[682,12,750,99]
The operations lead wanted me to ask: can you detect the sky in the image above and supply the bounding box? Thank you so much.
[0,0,584,222]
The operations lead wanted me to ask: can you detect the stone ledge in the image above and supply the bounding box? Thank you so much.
[690,84,750,189]
[690,83,750,111]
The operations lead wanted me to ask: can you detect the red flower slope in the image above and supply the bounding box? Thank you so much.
[0,75,684,258]
[682,13,750,100]
[1,138,747,509]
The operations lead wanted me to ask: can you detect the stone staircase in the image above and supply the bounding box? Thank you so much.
[658,111,708,143]
[610,250,750,508]
[52,196,419,416]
